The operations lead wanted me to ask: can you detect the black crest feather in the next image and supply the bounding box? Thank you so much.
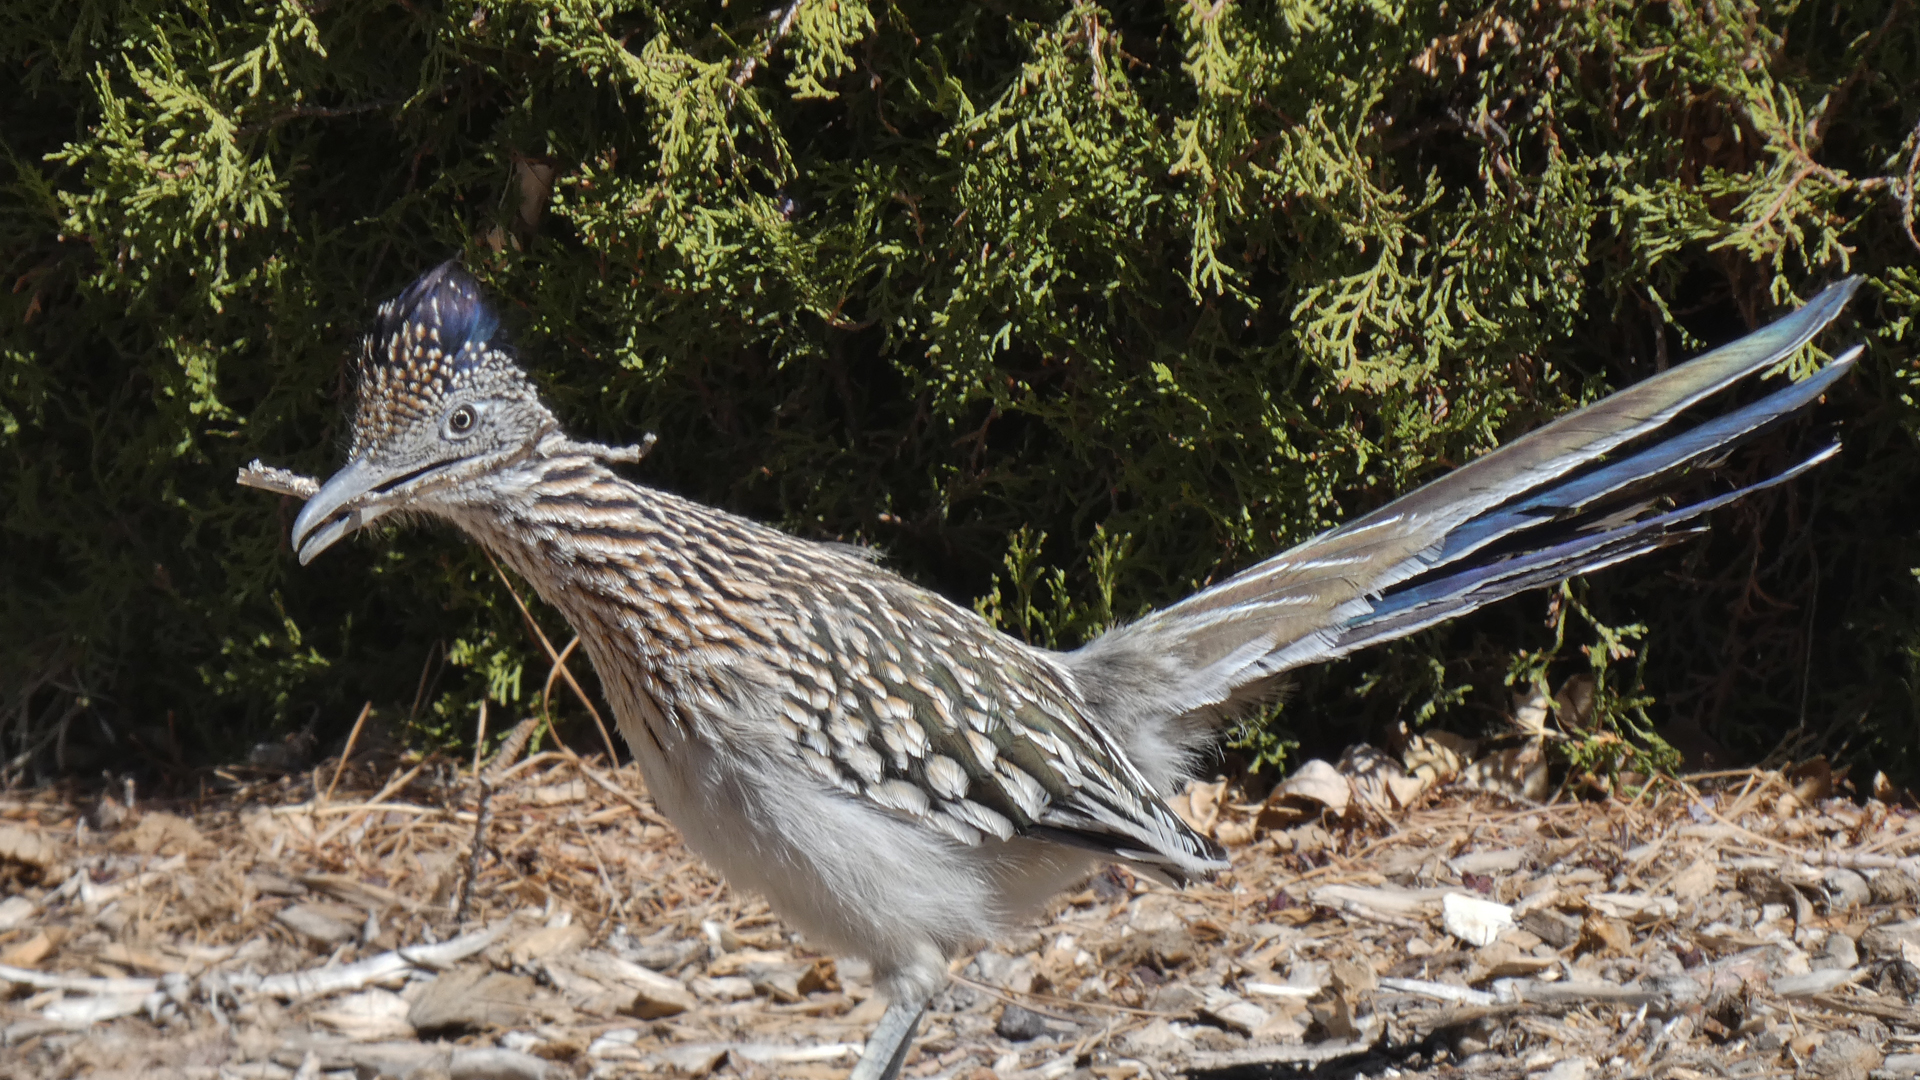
[375,260,500,370]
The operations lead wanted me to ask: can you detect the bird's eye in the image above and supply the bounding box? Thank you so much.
[446,404,478,437]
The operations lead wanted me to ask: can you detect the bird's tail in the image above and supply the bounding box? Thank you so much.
[1067,279,1863,792]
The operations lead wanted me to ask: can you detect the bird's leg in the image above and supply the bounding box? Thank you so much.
[848,993,930,1080]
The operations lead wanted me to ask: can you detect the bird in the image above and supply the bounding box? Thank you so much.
[287,263,1859,1080]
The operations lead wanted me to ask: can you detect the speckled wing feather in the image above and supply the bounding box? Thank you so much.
[761,568,1229,879]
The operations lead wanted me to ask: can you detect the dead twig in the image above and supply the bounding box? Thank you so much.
[482,550,622,764]
[454,777,495,924]
[323,702,374,804]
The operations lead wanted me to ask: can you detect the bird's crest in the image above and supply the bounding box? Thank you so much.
[350,260,520,457]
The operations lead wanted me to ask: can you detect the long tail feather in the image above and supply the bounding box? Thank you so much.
[1432,347,1860,568]
[1068,280,1862,786]
[1333,440,1841,655]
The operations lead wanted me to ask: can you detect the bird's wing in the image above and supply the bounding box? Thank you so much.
[759,570,1227,882]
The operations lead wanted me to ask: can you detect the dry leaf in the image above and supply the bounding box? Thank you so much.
[1462,739,1550,801]
[1788,758,1834,804]
[1466,939,1557,982]
[1340,744,1431,812]
[1170,780,1226,836]
[1403,730,1475,782]
[1271,759,1350,815]
[1554,675,1597,730]
[276,902,362,945]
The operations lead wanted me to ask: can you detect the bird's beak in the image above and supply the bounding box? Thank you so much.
[291,458,399,565]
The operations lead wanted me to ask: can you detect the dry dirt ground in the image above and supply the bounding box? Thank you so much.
[4,727,1920,1080]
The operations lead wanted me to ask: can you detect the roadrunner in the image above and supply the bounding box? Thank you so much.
[282,264,1859,1079]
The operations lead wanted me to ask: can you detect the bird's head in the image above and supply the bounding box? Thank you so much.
[291,261,558,564]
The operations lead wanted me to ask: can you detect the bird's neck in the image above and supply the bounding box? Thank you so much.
[451,448,780,632]
[440,449,821,752]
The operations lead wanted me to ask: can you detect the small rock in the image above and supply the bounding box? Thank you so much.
[1810,1030,1884,1080]
[1872,870,1920,906]
[1670,858,1718,904]
[1860,919,1920,960]
[1443,893,1515,947]
[1816,932,1860,971]
[0,822,62,872]
[743,959,833,1003]
[1645,973,1706,1005]
[1825,868,1871,913]
[1329,958,1377,996]
[1754,1020,1795,1052]
[1149,983,1205,1016]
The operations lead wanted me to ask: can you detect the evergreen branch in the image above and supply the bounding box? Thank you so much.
[729,0,806,90]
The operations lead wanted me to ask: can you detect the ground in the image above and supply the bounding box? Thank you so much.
[2,727,1917,1080]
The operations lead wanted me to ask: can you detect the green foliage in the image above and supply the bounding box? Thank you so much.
[4,0,1919,785]
[1507,582,1679,781]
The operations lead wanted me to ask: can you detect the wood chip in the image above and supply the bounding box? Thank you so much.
[506,923,589,966]
[116,812,214,856]
[276,902,361,945]
[0,822,60,871]
[565,949,695,1018]
[407,967,537,1033]
[6,756,1913,1080]
[310,989,415,1041]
